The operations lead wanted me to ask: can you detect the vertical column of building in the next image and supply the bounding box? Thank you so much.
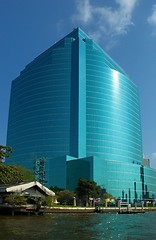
[70,36,86,158]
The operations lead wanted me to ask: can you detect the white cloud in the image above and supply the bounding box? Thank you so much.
[148,4,156,25]
[72,0,92,24]
[72,0,139,48]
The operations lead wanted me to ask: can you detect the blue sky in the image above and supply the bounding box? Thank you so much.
[1,0,156,167]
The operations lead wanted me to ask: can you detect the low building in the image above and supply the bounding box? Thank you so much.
[0,181,55,204]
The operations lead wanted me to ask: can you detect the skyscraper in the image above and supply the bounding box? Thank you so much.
[7,28,156,202]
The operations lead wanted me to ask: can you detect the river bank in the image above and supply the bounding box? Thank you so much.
[1,204,156,215]
[44,206,156,213]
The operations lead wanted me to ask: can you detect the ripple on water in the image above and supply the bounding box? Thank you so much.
[0,212,156,240]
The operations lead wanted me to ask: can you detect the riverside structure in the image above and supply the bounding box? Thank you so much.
[7,28,156,203]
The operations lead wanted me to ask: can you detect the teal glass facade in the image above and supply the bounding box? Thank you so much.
[7,28,156,201]
[85,42,142,165]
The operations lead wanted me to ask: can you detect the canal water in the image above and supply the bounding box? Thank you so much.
[0,211,156,240]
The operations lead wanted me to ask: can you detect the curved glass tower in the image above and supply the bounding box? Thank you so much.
[7,28,156,202]
[86,42,142,165]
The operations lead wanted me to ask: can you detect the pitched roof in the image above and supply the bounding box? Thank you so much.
[0,181,55,196]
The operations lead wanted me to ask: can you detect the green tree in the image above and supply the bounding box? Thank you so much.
[15,165,35,183]
[0,164,35,185]
[76,178,101,206]
[103,192,114,207]
[56,190,75,205]
[0,145,13,162]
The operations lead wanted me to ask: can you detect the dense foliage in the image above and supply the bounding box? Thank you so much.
[103,192,114,207]
[103,192,114,200]
[76,178,101,206]
[4,194,57,207]
[44,196,57,207]
[56,190,75,205]
[4,194,27,206]
[0,164,35,185]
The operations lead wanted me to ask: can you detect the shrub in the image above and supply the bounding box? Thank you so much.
[4,194,27,206]
[44,196,57,207]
